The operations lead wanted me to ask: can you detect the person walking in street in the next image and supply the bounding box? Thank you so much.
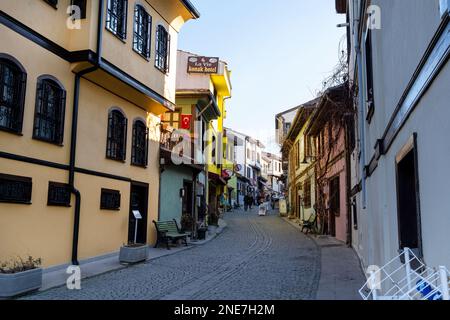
[244,194,249,211]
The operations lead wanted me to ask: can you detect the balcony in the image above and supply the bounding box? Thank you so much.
[160,125,203,171]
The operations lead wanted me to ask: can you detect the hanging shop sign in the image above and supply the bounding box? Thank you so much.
[187,56,219,74]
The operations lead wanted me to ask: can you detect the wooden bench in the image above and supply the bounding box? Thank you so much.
[153,219,190,250]
[301,214,317,234]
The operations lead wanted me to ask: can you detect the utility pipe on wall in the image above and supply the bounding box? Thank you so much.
[70,0,104,265]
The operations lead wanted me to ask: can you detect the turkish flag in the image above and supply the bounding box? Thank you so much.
[180,114,192,130]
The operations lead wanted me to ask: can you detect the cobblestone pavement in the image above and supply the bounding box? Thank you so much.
[24,208,321,300]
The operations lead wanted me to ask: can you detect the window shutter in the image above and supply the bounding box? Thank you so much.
[33,80,44,138]
[156,25,160,58]
[106,112,113,158]
[145,126,149,166]
[146,15,152,58]
[166,32,171,73]
[131,121,137,164]
[122,116,128,161]
[122,0,128,40]
[57,89,66,144]
[16,71,27,133]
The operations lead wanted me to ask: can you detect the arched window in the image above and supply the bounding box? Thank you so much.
[33,77,66,144]
[133,5,152,59]
[0,56,27,133]
[106,109,127,161]
[106,0,128,40]
[155,25,170,73]
[131,119,148,167]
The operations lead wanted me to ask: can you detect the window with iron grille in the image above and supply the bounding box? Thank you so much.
[131,120,148,167]
[0,173,32,204]
[0,58,26,134]
[33,78,66,145]
[48,182,71,207]
[155,25,170,73]
[106,0,128,40]
[100,188,121,210]
[106,110,127,161]
[133,5,151,59]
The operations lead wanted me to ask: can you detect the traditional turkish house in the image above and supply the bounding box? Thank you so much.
[172,50,232,227]
[223,127,249,207]
[281,99,318,222]
[304,84,353,244]
[262,152,284,196]
[0,0,199,268]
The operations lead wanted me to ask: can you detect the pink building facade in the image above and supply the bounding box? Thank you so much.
[305,84,351,244]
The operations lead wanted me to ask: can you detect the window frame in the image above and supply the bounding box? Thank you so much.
[0,173,32,205]
[133,4,152,59]
[0,55,27,135]
[100,188,121,210]
[155,24,170,73]
[303,178,312,209]
[364,28,375,123]
[106,0,128,41]
[47,181,71,207]
[131,119,149,167]
[33,76,66,145]
[106,109,128,162]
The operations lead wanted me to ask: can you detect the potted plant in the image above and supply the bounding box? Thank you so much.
[119,242,148,264]
[0,256,42,299]
[196,221,207,240]
[180,214,194,234]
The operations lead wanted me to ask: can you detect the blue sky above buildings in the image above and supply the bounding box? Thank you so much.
[179,0,346,152]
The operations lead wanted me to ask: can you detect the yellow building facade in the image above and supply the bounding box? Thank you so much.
[0,0,198,268]
[282,101,317,222]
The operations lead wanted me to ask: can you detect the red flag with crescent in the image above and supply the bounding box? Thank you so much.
[180,114,192,130]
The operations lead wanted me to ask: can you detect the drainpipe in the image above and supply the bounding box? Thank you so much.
[70,0,104,265]
[353,0,367,209]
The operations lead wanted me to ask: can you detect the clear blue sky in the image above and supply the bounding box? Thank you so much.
[178,0,346,153]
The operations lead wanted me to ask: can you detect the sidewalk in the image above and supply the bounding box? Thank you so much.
[282,216,365,300]
[40,219,227,291]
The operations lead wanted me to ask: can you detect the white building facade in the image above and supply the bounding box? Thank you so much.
[340,0,450,270]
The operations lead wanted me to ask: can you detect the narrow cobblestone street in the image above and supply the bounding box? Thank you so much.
[24,209,324,300]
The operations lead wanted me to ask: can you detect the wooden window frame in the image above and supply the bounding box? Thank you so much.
[131,119,149,167]
[106,0,128,41]
[133,5,152,59]
[0,55,27,134]
[100,188,121,210]
[155,25,170,73]
[106,109,128,162]
[0,173,32,204]
[33,76,66,145]
[47,182,71,207]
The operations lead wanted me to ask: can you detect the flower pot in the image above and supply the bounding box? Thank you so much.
[119,244,148,264]
[197,228,207,240]
[0,268,42,299]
